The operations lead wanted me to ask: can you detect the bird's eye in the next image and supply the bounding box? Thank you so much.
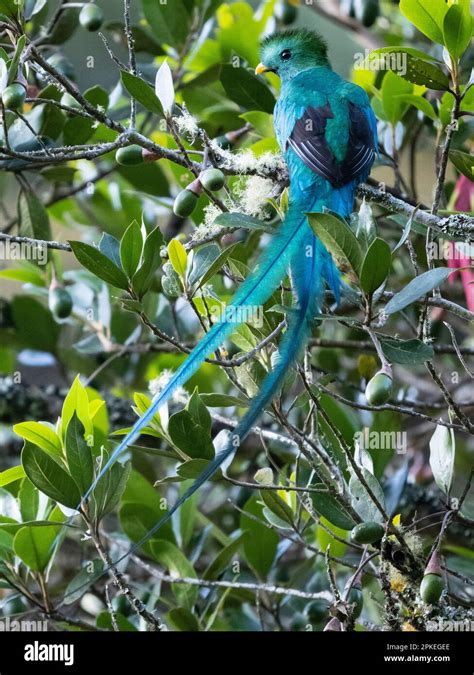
[280,50,291,61]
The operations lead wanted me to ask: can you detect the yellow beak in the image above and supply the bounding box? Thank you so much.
[255,63,268,75]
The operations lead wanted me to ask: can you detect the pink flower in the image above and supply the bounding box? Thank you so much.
[447,175,474,312]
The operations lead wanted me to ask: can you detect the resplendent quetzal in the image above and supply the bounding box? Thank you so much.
[80,29,377,562]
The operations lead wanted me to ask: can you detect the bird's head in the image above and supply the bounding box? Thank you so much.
[256,29,330,82]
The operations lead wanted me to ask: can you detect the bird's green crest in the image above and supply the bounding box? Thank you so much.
[260,29,330,80]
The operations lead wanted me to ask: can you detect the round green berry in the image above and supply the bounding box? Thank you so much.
[420,574,444,605]
[200,168,225,192]
[306,599,328,623]
[350,521,384,545]
[79,4,104,32]
[49,287,73,319]
[2,83,26,111]
[173,189,199,218]
[347,587,363,618]
[115,145,144,166]
[365,372,393,406]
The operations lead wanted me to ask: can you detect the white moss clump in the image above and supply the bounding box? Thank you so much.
[236,175,277,219]
[172,106,199,142]
[209,142,287,181]
[190,203,225,243]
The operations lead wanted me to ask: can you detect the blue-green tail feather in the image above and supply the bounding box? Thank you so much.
[62,238,319,601]
[80,197,318,505]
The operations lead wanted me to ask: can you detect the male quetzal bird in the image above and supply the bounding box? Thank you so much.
[81,29,377,561]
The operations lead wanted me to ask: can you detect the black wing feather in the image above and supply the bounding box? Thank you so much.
[288,102,375,188]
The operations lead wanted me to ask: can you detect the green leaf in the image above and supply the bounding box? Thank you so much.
[22,443,81,509]
[429,424,455,495]
[384,268,453,315]
[120,220,143,279]
[122,468,166,512]
[317,516,347,557]
[150,539,198,610]
[119,502,174,554]
[360,238,392,294]
[194,243,238,291]
[120,469,175,545]
[63,112,95,147]
[381,71,412,124]
[396,94,437,120]
[18,190,52,242]
[260,489,294,528]
[11,296,59,353]
[240,111,274,137]
[450,150,473,180]
[13,524,61,572]
[120,70,162,115]
[19,478,39,522]
[0,0,22,17]
[167,238,188,281]
[0,465,25,487]
[240,495,279,577]
[118,162,169,197]
[7,34,26,85]
[65,413,93,496]
[99,233,122,266]
[200,393,248,408]
[61,375,93,441]
[188,244,221,286]
[203,534,245,580]
[131,226,164,297]
[167,608,200,632]
[311,481,356,531]
[97,610,137,632]
[213,211,274,233]
[443,2,472,61]
[380,338,434,365]
[48,6,80,45]
[64,560,104,605]
[40,104,66,141]
[179,479,199,547]
[69,240,129,290]
[13,422,62,458]
[220,65,276,114]
[176,458,222,480]
[349,468,386,524]
[368,48,449,90]
[168,409,214,460]
[0,267,45,287]
[307,212,364,279]
[400,0,448,44]
[90,461,130,522]
[384,461,409,516]
[141,0,192,47]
